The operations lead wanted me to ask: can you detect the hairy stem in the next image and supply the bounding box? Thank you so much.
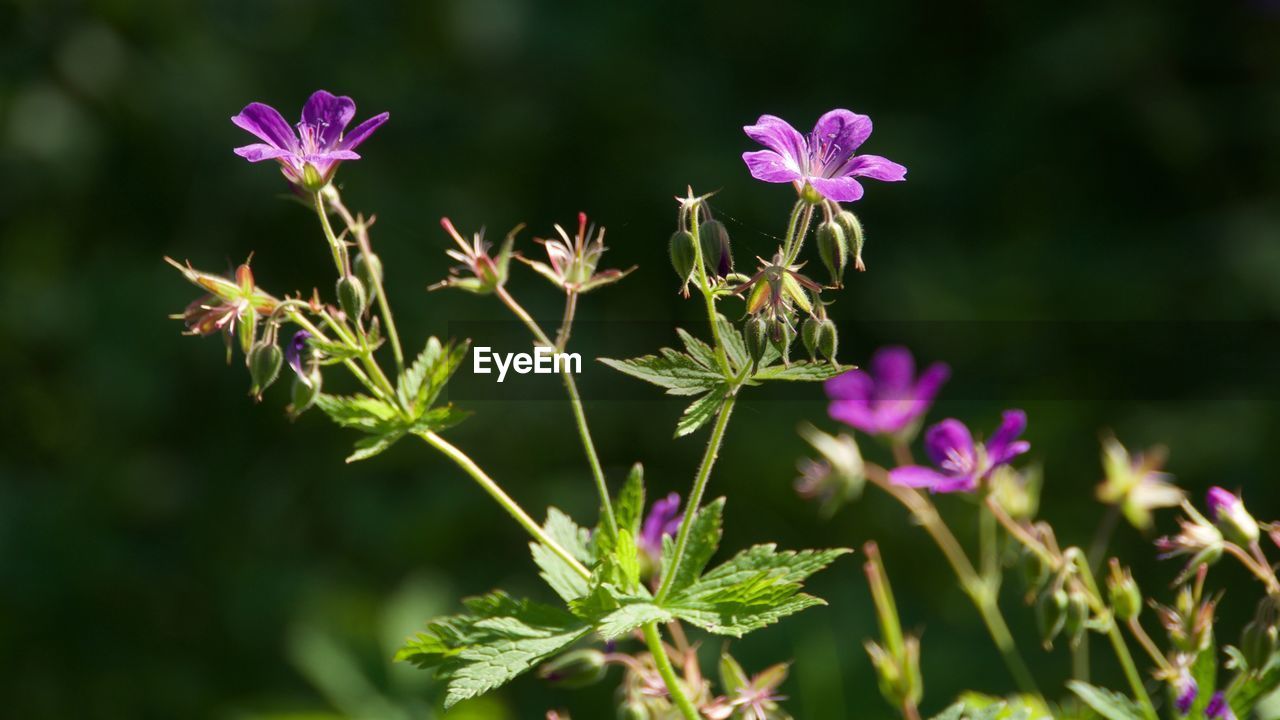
[313,190,350,277]
[866,465,1042,700]
[642,621,700,720]
[414,430,590,580]
[324,187,405,373]
[494,286,618,539]
[656,394,737,604]
[555,290,578,351]
[687,206,733,377]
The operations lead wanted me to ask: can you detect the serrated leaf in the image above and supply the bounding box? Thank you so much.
[752,361,845,383]
[599,349,723,396]
[408,404,471,433]
[930,704,966,720]
[345,430,405,463]
[399,337,470,415]
[615,528,641,590]
[671,594,827,638]
[1228,653,1280,717]
[676,328,719,370]
[616,464,646,537]
[676,387,728,437]
[315,393,399,432]
[396,591,590,709]
[531,509,593,602]
[659,498,725,597]
[714,314,749,371]
[306,336,367,363]
[595,602,673,640]
[1066,681,1145,720]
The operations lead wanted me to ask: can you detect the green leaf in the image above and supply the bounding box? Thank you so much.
[664,544,851,637]
[1187,641,1218,716]
[531,509,593,602]
[595,602,673,640]
[306,336,367,363]
[752,360,845,383]
[714,314,750,371]
[676,328,719,371]
[399,337,470,414]
[615,464,646,537]
[1066,681,1146,720]
[345,430,405,463]
[396,591,590,709]
[1228,654,1280,717]
[615,528,641,590]
[675,386,728,437]
[659,498,725,597]
[598,349,723,396]
[315,393,399,432]
[408,404,472,433]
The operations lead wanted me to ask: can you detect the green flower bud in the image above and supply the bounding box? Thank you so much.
[699,219,733,277]
[816,220,849,287]
[668,229,696,282]
[617,700,650,720]
[336,274,367,319]
[1107,559,1142,622]
[1065,587,1090,648]
[247,340,283,401]
[1036,586,1069,649]
[1019,546,1049,596]
[354,252,383,301]
[1242,597,1280,670]
[289,369,321,419]
[537,649,607,689]
[745,315,768,367]
[835,210,866,272]
[802,316,823,361]
[768,316,795,364]
[818,318,838,362]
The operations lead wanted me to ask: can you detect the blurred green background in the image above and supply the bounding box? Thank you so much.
[3,0,1279,718]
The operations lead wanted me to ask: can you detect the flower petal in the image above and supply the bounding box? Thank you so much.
[870,346,915,396]
[807,175,865,203]
[301,90,356,147]
[744,115,807,170]
[848,153,908,182]
[924,419,974,469]
[231,102,297,151]
[986,409,1027,463]
[929,473,980,494]
[742,150,801,183]
[811,109,872,172]
[340,111,390,151]
[889,465,952,489]
[913,362,951,404]
[233,143,294,162]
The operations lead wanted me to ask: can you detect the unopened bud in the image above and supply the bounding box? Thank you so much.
[617,700,650,720]
[537,649,607,689]
[1036,586,1069,649]
[1242,597,1280,670]
[816,220,848,287]
[669,229,696,283]
[337,274,368,319]
[1065,587,1090,648]
[289,369,322,419]
[1107,559,1142,622]
[768,316,795,364]
[1019,546,1049,596]
[247,340,283,400]
[1207,486,1260,546]
[802,316,822,361]
[699,219,733,277]
[745,315,768,367]
[818,318,838,362]
[354,252,383,300]
[835,210,866,272]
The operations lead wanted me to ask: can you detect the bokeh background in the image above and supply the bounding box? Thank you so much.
[3,1,1280,718]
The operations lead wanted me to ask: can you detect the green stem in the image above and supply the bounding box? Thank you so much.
[655,394,736,604]
[783,202,815,267]
[414,430,590,580]
[1069,552,1158,720]
[494,286,618,539]
[642,622,700,720]
[980,498,1000,585]
[313,190,349,276]
[555,290,578,351]
[324,187,405,374]
[687,207,734,378]
[866,465,1043,701]
[286,310,393,405]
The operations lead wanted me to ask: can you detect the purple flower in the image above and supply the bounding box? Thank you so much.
[1206,485,1261,546]
[742,109,907,202]
[232,90,388,188]
[1174,670,1198,713]
[825,346,949,436]
[639,493,682,561]
[1206,486,1241,520]
[1206,691,1235,719]
[285,330,312,378]
[890,411,1031,494]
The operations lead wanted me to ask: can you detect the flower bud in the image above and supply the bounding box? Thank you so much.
[835,210,866,272]
[816,220,849,287]
[1019,546,1049,596]
[237,304,258,355]
[802,316,823,361]
[616,700,650,720]
[768,316,795,364]
[354,252,383,300]
[537,649,607,689]
[336,274,367,319]
[1065,587,1090,649]
[1036,586,1069,649]
[744,315,768,368]
[247,340,284,401]
[699,219,733,277]
[668,229,696,283]
[289,368,322,419]
[1207,486,1260,546]
[1241,596,1280,670]
[1107,560,1142,622]
[818,318,838,362]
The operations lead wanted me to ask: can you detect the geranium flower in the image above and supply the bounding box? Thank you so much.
[742,109,906,202]
[232,90,388,189]
[825,346,949,437]
[520,212,634,294]
[889,411,1030,494]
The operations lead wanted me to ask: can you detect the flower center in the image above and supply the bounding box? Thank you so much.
[295,120,331,157]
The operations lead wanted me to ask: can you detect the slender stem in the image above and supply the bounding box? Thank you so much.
[890,440,915,468]
[414,430,590,580]
[286,311,393,405]
[1087,506,1120,572]
[494,286,618,539]
[655,394,737,604]
[687,206,733,377]
[865,465,1042,700]
[1128,617,1172,673]
[325,188,405,374]
[642,621,700,720]
[1249,541,1280,593]
[783,203,815,267]
[980,499,1000,585]
[555,290,578,351]
[313,190,349,276]
[1224,543,1280,593]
